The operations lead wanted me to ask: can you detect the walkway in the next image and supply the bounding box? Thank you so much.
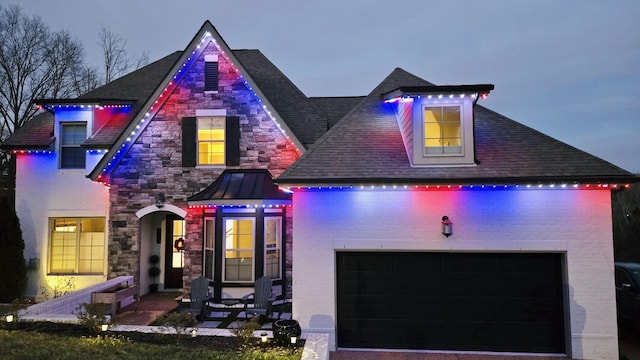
[115,291,179,325]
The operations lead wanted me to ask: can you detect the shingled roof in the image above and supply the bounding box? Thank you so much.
[1,48,334,152]
[0,112,54,150]
[278,68,637,185]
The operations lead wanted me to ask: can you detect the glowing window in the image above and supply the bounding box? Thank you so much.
[49,217,105,274]
[223,218,254,282]
[197,117,225,165]
[424,106,462,155]
[171,219,185,268]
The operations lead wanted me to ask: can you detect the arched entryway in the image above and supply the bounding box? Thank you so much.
[136,204,187,294]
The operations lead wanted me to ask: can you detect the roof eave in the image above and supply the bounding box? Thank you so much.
[382,84,495,101]
[277,175,640,187]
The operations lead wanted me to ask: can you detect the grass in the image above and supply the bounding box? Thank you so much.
[0,323,303,360]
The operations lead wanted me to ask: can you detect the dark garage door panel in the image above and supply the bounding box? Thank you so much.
[336,252,565,353]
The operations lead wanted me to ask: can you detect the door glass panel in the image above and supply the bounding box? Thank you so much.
[172,219,185,268]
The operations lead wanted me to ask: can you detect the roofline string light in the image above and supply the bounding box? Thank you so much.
[283,183,630,192]
[39,104,132,111]
[384,92,489,104]
[188,203,292,209]
[95,30,302,186]
[10,150,54,155]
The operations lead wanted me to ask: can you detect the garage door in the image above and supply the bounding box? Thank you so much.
[336,252,565,353]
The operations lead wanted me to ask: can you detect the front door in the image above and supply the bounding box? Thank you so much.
[164,216,185,289]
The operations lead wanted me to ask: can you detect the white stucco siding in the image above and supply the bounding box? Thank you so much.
[292,188,617,359]
[15,151,109,298]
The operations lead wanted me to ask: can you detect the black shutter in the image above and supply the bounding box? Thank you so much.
[205,61,218,92]
[182,117,196,167]
[225,116,240,166]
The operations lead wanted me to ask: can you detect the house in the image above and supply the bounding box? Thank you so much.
[1,20,638,359]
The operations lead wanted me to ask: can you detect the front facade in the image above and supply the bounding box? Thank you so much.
[2,20,638,359]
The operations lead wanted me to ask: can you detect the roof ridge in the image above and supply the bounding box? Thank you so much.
[280,68,420,177]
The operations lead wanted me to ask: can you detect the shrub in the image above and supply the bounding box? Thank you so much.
[77,303,108,335]
[230,316,261,349]
[0,196,27,303]
[156,312,197,344]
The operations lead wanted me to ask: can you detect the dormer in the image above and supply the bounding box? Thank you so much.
[383,84,493,167]
[37,99,134,170]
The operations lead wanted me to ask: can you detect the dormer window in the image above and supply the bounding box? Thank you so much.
[424,105,462,155]
[383,84,493,167]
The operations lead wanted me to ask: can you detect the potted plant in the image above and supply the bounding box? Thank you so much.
[148,255,160,293]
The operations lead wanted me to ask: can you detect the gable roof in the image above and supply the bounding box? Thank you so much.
[2,21,335,180]
[278,68,638,185]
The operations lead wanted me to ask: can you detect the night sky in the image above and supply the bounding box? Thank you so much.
[15,0,640,172]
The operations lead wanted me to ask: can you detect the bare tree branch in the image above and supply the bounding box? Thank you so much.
[0,4,96,140]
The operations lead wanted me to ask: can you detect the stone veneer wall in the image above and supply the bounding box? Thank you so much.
[107,42,300,289]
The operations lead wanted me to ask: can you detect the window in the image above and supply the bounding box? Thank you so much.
[182,116,240,167]
[171,219,185,268]
[264,217,282,279]
[223,218,254,282]
[204,217,215,279]
[49,217,105,274]
[60,123,86,168]
[197,117,225,165]
[424,106,461,155]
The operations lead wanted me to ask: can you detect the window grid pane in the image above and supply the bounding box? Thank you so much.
[424,106,462,155]
[60,124,86,169]
[49,217,105,274]
[224,219,254,282]
[204,218,215,279]
[197,117,225,165]
[171,220,185,269]
[264,217,281,279]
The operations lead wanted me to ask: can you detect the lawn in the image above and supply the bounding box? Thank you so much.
[0,322,303,360]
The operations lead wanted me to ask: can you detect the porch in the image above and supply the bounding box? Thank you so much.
[114,291,293,330]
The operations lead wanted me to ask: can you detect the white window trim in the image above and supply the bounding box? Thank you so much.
[203,216,215,280]
[196,113,226,167]
[264,216,282,280]
[58,121,88,170]
[411,97,476,167]
[422,104,464,157]
[48,217,106,275]
[222,217,255,283]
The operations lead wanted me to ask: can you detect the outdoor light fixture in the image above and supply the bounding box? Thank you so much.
[290,335,298,344]
[155,192,165,208]
[441,216,452,237]
[191,328,198,338]
[101,324,109,332]
[174,238,185,251]
[6,314,14,323]
[261,332,268,343]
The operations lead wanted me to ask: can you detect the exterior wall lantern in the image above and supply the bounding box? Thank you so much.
[155,192,165,208]
[441,216,452,237]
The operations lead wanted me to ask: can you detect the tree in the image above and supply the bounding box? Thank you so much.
[0,196,27,302]
[98,26,149,84]
[0,4,98,202]
[613,183,640,262]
